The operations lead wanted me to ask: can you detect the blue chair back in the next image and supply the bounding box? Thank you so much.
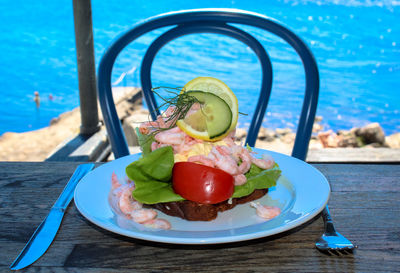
[97,9,319,161]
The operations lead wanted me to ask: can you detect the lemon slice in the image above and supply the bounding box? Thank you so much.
[176,91,232,141]
[176,77,238,141]
[183,77,239,133]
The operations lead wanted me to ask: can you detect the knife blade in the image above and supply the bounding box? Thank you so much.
[10,163,95,270]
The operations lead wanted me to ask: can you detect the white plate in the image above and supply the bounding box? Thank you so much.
[74,148,330,244]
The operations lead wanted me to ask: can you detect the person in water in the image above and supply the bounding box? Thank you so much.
[34,91,40,108]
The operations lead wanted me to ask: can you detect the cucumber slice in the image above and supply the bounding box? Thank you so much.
[182,91,232,139]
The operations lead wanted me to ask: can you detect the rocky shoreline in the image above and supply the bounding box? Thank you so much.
[247,119,400,150]
[108,105,400,159]
[0,88,399,161]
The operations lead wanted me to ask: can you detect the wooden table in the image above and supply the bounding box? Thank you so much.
[1,162,399,272]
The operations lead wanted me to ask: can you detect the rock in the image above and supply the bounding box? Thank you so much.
[386,133,400,148]
[275,128,292,136]
[355,122,386,145]
[317,130,340,148]
[309,138,324,149]
[235,128,247,141]
[315,116,323,123]
[337,129,349,136]
[257,128,276,142]
[312,122,324,133]
[337,130,361,147]
[338,135,361,147]
[281,132,296,144]
[363,143,385,148]
[0,132,17,140]
[349,127,359,136]
[50,117,60,125]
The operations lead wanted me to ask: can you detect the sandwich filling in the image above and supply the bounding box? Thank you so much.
[110,77,281,228]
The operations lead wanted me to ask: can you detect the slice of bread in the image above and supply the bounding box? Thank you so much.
[146,188,268,221]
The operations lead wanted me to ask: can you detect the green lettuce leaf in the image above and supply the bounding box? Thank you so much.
[135,127,154,156]
[126,146,184,204]
[232,163,281,198]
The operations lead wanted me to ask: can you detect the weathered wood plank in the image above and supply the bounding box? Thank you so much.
[0,162,399,272]
[307,148,400,163]
[2,238,398,273]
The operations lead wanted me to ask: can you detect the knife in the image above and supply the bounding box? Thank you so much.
[10,163,95,270]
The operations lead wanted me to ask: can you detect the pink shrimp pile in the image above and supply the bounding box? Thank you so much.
[139,105,205,154]
[111,172,171,230]
[139,105,179,135]
[139,106,276,186]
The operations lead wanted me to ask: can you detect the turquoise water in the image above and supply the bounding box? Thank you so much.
[1,0,399,135]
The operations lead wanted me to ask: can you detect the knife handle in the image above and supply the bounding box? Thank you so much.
[53,163,95,210]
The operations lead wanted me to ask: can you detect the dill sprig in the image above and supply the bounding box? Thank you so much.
[143,86,202,135]
[152,86,199,124]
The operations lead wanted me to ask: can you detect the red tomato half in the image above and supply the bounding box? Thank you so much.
[172,162,234,204]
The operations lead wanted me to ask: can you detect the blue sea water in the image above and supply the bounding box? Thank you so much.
[0,0,399,135]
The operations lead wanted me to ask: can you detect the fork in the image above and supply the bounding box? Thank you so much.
[315,205,358,255]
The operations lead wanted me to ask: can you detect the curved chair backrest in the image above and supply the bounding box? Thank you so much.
[97,9,319,161]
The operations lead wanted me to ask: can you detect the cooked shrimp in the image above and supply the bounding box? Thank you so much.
[151,141,158,151]
[139,106,178,135]
[139,125,150,135]
[222,135,236,147]
[208,146,239,175]
[174,135,203,154]
[163,106,179,128]
[187,155,215,167]
[252,153,275,170]
[139,120,161,134]
[119,185,142,215]
[226,129,236,140]
[130,208,157,224]
[163,105,176,117]
[215,145,231,156]
[111,172,122,189]
[125,177,133,184]
[110,173,125,198]
[250,202,281,220]
[156,115,167,128]
[154,127,185,145]
[233,174,247,186]
[143,218,171,230]
[231,145,252,174]
[184,134,203,145]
